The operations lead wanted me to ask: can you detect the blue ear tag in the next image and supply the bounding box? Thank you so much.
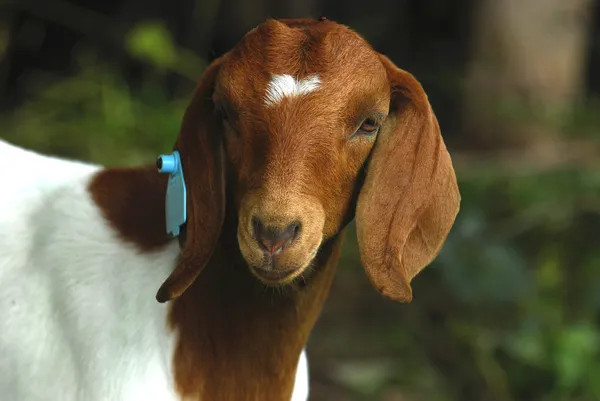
[156,151,186,237]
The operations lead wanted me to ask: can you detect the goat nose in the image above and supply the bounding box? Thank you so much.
[252,217,300,254]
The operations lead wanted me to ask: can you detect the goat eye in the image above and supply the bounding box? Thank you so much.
[357,118,380,135]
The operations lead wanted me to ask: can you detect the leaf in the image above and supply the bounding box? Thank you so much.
[553,324,599,392]
[126,22,177,69]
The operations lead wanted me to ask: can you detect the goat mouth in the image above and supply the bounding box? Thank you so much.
[249,266,301,285]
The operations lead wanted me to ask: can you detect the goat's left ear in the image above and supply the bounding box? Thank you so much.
[155,57,227,303]
[355,54,460,303]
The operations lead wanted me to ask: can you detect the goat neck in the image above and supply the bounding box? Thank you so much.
[90,164,341,400]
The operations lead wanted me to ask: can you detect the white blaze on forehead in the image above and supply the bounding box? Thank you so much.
[264,74,321,106]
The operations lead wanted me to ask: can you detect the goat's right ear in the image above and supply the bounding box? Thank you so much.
[355,54,460,303]
[156,57,226,303]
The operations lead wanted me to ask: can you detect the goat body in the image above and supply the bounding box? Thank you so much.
[0,18,460,401]
[0,140,310,400]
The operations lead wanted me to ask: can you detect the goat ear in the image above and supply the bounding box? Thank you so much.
[355,54,460,303]
[156,57,226,303]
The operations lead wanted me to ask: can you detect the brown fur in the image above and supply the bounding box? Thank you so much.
[89,166,171,252]
[169,205,342,399]
[88,18,460,401]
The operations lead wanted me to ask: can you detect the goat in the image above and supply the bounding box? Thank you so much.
[0,18,460,401]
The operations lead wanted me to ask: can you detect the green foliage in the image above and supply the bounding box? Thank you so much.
[0,24,197,165]
[126,22,177,69]
[126,22,206,81]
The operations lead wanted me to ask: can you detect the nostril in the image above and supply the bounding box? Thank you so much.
[251,217,301,254]
[252,216,264,236]
[287,222,301,239]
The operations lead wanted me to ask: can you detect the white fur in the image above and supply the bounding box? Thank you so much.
[264,74,321,106]
[0,139,309,401]
[291,348,309,401]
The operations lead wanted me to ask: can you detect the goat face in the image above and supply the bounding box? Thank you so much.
[214,21,389,285]
[155,18,460,304]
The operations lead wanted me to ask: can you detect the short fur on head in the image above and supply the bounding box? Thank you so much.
[156,18,460,304]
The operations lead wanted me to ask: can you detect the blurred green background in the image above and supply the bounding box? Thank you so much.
[2,0,600,400]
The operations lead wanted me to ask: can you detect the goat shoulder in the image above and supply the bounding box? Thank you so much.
[0,139,180,400]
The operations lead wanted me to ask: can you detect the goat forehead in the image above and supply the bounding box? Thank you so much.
[264,74,321,106]
[219,58,385,115]
[218,21,382,103]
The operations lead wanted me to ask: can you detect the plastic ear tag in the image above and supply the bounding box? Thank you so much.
[156,151,186,237]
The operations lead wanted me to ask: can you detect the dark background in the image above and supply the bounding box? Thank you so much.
[1,1,600,400]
